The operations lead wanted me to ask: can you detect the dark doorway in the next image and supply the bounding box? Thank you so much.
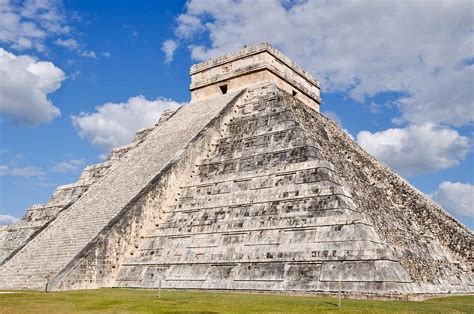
[220,84,228,94]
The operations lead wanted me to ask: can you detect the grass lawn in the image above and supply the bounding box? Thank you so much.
[0,289,472,313]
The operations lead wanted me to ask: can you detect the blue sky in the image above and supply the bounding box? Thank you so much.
[0,0,472,229]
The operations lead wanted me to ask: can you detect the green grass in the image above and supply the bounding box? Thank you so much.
[0,289,472,313]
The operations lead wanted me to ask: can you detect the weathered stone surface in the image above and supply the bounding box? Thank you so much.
[44,84,472,295]
[190,43,321,111]
[0,114,160,265]
[108,85,471,294]
[0,44,471,296]
[0,91,243,290]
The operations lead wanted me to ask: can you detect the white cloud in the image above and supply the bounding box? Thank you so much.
[394,65,474,126]
[0,162,46,177]
[0,48,65,125]
[0,214,20,225]
[54,38,97,58]
[55,38,80,50]
[72,96,181,151]
[52,159,84,173]
[1,1,96,58]
[170,0,473,127]
[432,182,474,218]
[80,50,96,58]
[0,0,70,52]
[356,124,470,176]
[10,166,46,177]
[175,13,204,39]
[0,154,46,177]
[162,39,178,63]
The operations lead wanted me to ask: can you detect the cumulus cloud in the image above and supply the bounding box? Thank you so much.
[162,39,178,63]
[169,0,473,127]
[1,1,96,58]
[54,38,80,50]
[0,0,70,51]
[54,38,97,58]
[72,96,181,151]
[0,48,65,125]
[356,124,470,176]
[394,65,474,126]
[432,182,474,218]
[10,166,46,177]
[0,150,48,179]
[0,164,46,177]
[80,50,96,58]
[52,159,84,173]
[0,214,20,225]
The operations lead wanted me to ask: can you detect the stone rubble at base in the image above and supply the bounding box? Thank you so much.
[0,44,472,296]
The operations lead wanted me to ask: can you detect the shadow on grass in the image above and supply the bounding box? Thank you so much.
[323,301,339,307]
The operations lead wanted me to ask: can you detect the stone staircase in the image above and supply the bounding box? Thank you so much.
[0,92,243,290]
[114,85,411,293]
[0,109,167,265]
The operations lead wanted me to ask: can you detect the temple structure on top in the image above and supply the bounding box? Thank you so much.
[0,43,472,296]
[190,43,321,111]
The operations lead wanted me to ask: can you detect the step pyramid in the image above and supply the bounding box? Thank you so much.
[0,44,472,296]
[0,108,175,265]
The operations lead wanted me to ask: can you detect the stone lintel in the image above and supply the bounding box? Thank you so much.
[189,43,321,111]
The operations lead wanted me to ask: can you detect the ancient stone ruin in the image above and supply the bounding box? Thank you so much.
[0,43,472,296]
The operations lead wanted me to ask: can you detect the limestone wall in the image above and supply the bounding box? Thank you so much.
[46,94,241,291]
[0,93,239,290]
[190,43,320,111]
[0,167,105,264]
[1,83,471,295]
[109,85,443,295]
[0,116,163,265]
[111,86,471,294]
[286,94,473,292]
